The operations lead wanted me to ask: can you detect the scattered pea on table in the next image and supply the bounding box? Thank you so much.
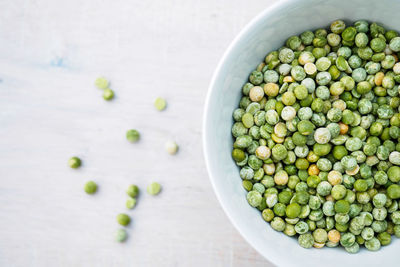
[147,182,161,195]
[126,184,139,198]
[117,213,131,226]
[126,198,137,209]
[115,228,128,242]
[94,77,109,90]
[154,97,167,111]
[84,181,98,195]
[126,129,140,143]
[68,156,81,169]
[102,88,115,101]
[165,141,179,155]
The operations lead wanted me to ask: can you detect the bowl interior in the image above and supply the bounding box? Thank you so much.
[204,0,400,265]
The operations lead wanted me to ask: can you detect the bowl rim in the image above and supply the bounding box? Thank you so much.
[202,0,295,265]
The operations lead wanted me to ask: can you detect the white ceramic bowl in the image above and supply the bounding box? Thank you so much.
[203,0,400,266]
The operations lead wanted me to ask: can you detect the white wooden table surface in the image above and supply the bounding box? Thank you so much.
[0,0,277,266]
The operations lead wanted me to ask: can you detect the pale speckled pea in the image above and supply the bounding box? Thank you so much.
[365,237,381,251]
[298,107,313,120]
[345,242,360,254]
[247,190,262,207]
[271,217,286,232]
[301,78,316,93]
[294,146,309,158]
[265,110,279,125]
[327,108,342,122]
[298,51,315,65]
[304,62,317,75]
[389,37,400,52]
[314,127,331,144]
[317,181,332,196]
[315,57,331,71]
[147,182,161,195]
[281,106,296,121]
[115,228,128,242]
[264,71,279,85]
[298,233,314,248]
[294,221,309,234]
[291,66,306,81]
[316,71,331,85]
[389,151,400,165]
[315,86,330,100]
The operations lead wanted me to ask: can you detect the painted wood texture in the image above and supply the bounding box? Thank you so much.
[0,0,277,266]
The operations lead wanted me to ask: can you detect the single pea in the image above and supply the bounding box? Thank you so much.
[232,148,246,162]
[126,185,139,198]
[95,77,109,89]
[377,232,391,246]
[165,141,179,155]
[242,113,254,128]
[126,198,137,209]
[297,120,315,135]
[286,203,301,218]
[387,184,400,199]
[84,181,98,194]
[333,145,348,160]
[102,88,115,101]
[115,228,128,242]
[354,179,368,192]
[147,182,162,195]
[262,209,275,222]
[117,213,131,226]
[126,129,140,143]
[154,97,167,111]
[68,156,81,169]
[298,233,314,248]
[388,166,400,183]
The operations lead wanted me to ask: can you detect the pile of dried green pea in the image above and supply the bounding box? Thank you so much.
[231,20,400,253]
[67,77,179,243]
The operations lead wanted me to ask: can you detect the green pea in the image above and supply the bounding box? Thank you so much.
[232,148,246,162]
[298,233,314,248]
[387,184,400,199]
[342,27,357,42]
[307,175,321,188]
[313,143,332,156]
[117,213,131,226]
[286,203,301,218]
[332,146,348,160]
[95,77,109,89]
[388,166,400,182]
[377,232,391,246]
[154,97,167,111]
[68,156,81,169]
[370,122,383,136]
[126,129,140,143]
[389,37,400,52]
[242,180,253,191]
[354,179,368,192]
[102,88,114,101]
[126,185,139,198]
[262,209,275,222]
[126,198,137,209]
[297,120,315,135]
[147,182,161,195]
[115,229,128,242]
[242,113,254,128]
[84,181,98,194]
[370,38,386,52]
